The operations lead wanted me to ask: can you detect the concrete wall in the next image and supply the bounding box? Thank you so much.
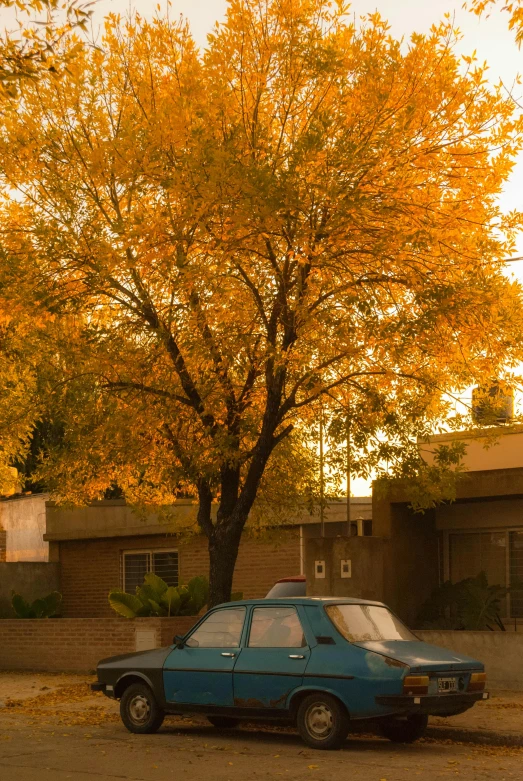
[416,630,523,691]
[0,562,60,618]
[45,500,199,542]
[0,494,48,561]
[385,505,440,626]
[422,426,523,472]
[305,523,439,628]
[0,616,198,672]
[306,536,387,604]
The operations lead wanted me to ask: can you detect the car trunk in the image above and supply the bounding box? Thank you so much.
[353,640,482,673]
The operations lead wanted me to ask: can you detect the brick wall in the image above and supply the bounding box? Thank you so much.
[59,529,300,618]
[0,617,198,672]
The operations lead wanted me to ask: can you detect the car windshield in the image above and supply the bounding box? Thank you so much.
[325,604,416,643]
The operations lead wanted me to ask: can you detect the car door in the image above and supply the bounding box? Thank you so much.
[233,605,310,710]
[163,606,246,706]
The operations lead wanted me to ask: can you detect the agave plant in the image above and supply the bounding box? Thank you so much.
[108,573,210,618]
[416,571,521,631]
[11,590,62,618]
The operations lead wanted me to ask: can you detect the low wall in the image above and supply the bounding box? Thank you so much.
[2,617,521,688]
[0,616,198,673]
[0,562,60,618]
[416,630,523,691]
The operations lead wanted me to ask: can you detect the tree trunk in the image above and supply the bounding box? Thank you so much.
[208,521,244,607]
[203,404,285,607]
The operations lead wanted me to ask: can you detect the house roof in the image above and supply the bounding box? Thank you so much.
[44,497,372,542]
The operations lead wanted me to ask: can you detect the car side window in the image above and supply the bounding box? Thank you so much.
[186,607,246,648]
[248,606,306,648]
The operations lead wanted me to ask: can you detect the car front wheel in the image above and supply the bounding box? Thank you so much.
[296,693,349,750]
[120,682,165,734]
[380,714,428,743]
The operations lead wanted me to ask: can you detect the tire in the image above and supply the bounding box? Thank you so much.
[380,714,428,743]
[120,682,165,734]
[296,693,349,750]
[207,716,240,729]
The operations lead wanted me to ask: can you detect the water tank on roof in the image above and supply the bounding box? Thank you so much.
[471,383,514,425]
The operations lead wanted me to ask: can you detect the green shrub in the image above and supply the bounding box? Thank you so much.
[416,571,521,631]
[11,590,62,618]
[108,573,209,618]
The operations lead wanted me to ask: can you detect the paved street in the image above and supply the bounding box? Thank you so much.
[0,675,521,780]
[1,711,522,781]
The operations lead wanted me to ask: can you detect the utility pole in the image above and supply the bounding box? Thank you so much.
[346,412,351,535]
[320,403,325,537]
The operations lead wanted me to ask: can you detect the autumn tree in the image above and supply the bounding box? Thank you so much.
[470,0,523,45]
[0,0,91,95]
[0,0,91,493]
[1,0,523,604]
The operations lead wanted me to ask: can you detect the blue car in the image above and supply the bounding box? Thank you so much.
[92,597,489,750]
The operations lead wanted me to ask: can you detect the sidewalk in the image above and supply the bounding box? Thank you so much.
[426,690,523,747]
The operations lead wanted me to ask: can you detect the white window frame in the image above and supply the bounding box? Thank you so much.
[443,527,523,620]
[121,548,179,592]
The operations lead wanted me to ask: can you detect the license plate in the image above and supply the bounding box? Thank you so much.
[438,677,457,693]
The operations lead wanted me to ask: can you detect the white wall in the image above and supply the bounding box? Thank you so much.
[0,494,49,561]
[421,427,523,472]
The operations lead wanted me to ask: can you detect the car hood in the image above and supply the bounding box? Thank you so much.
[97,646,171,669]
[353,640,483,672]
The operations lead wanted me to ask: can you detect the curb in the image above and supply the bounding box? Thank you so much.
[425,725,523,748]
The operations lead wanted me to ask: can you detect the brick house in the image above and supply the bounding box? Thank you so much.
[43,498,372,617]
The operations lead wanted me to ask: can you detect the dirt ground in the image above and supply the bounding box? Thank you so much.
[0,672,93,705]
[0,674,522,780]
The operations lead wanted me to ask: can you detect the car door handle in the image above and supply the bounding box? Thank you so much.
[221,652,236,658]
[289,654,305,659]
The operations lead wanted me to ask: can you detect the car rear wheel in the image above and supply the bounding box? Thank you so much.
[296,693,349,750]
[380,714,428,743]
[207,716,240,729]
[120,682,165,734]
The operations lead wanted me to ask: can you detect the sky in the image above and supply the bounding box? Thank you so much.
[2,0,523,495]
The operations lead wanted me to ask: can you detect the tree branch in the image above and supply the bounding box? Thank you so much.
[102,381,194,408]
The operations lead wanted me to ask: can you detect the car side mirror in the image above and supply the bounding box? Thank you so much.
[173,635,185,648]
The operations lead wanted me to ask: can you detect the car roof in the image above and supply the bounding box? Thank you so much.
[215,597,387,608]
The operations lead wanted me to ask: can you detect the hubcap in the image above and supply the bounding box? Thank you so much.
[305,702,334,740]
[129,694,150,725]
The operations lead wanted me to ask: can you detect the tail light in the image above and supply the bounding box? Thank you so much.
[403,675,429,696]
[468,672,486,692]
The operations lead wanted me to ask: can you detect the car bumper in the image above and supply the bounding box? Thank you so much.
[91,682,115,698]
[376,691,489,715]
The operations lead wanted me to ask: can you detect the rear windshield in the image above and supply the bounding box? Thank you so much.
[265,581,307,598]
[325,604,416,643]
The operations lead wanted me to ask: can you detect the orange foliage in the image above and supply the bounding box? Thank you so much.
[470,0,523,46]
[1,1,523,601]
